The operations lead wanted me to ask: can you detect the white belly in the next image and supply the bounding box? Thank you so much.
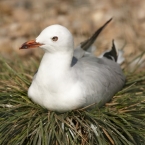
[28,80,85,112]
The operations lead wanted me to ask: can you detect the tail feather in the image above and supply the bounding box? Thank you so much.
[117,49,125,64]
[103,40,118,62]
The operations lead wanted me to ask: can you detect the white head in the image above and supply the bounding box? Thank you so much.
[20,25,74,53]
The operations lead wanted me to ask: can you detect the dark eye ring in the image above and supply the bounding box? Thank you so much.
[52,36,58,41]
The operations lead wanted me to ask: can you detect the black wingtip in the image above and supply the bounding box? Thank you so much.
[81,18,113,51]
[107,18,113,23]
[103,40,118,62]
[103,18,113,27]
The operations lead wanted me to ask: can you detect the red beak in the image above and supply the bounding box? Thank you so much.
[19,40,43,49]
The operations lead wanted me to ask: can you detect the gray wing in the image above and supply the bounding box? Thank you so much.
[72,18,125,107]
[72,56,125,107]
[72,39,123,67]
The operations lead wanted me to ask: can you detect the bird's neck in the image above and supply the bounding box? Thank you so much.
[36,50,73,81]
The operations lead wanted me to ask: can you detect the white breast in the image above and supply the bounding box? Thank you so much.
[28,76,85,112]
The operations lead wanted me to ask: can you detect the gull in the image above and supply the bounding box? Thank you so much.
[20,19,125,112]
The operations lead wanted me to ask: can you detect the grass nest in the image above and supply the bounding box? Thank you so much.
[0,55,145,145]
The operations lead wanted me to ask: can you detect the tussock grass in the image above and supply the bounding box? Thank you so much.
[0,55,145,145]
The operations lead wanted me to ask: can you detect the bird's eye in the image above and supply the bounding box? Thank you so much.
[52,36,58,41]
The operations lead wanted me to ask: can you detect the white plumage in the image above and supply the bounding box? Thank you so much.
[20,19,125,112]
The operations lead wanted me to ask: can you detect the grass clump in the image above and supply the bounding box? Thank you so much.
[0,56,145,145]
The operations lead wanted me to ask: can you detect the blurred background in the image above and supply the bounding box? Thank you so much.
[0,0,145,69]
